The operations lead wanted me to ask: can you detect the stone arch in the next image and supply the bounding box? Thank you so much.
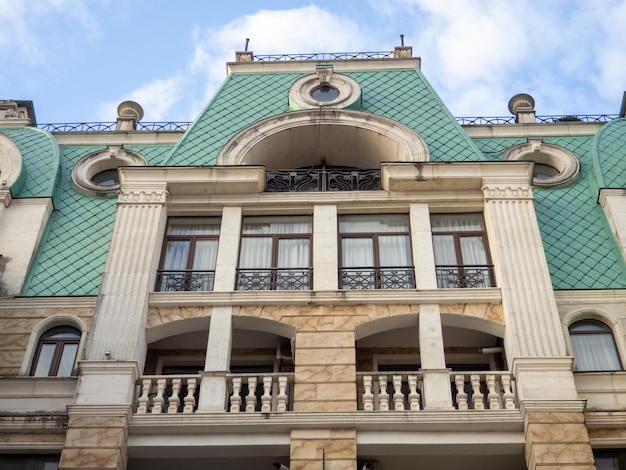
[0,133,23,190]
[217,109,429,169]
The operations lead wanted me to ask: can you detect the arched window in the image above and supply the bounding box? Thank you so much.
[30,326,81,377]
[569,320,622,372]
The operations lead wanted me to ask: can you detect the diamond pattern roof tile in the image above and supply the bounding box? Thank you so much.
[474,135,626,290]
[591,118,626,188]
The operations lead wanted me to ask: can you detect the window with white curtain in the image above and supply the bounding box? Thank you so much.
[431,213,494,288]
[338,214,414,289]
[156,217,220,292]
[30,326,81,377]
[237,216,312,290]
[569,319,622,372]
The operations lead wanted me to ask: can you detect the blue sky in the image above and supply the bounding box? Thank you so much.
[1,0,625,124]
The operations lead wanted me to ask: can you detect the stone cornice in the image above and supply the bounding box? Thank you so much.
[149,288,502,307]
[226,57,421,75]
[518,399,587,415]
[464,122,604,138]
[0,296,97,309]
[53,131,183,146]
[554,289,626,303]
[129,410,523,436]
[599,188,626,206]
[118,188,169,204]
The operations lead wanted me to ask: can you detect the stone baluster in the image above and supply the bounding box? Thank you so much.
[501,375,516,410]
[455,375,468,410]
[261,376,272,412]
[168,378,181,414]
[471,375,484,410]
[230,377,242,413]
[378,375,389,411]
[246,377,257,412]
[392,375,404,411]
[183,378,197,413]
[362,375,374,411]
[276,376,288,412]
[152,378,166,414]
[486,375,500,410]
[408,375,420,410]
[136,378,153,414]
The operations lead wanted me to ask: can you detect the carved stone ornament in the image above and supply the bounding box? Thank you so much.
[118,189,168,204]
[482,184,534,201]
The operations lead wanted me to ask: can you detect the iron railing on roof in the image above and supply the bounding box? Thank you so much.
[456,114,620,125]
[38,122,192,132]
[36,114,620,133]
[254,51,394,61]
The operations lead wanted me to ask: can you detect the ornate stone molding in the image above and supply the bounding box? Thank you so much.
[482,184,534,201]
[118,189,168,204]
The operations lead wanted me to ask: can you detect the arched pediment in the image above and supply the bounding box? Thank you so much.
[217,109,429,169]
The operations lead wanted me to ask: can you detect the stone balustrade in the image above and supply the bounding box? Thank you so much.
[227,373,293,413]
[358,372,424,411]
[134,373,294,414]
[451,372,516,410]
[358,371,517,411]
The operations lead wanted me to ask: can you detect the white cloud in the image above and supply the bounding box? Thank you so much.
[188,6,374,113]
[0,0,99,65]
[96,75,186,122]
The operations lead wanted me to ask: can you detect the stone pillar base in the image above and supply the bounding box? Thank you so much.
[522,401,595,469]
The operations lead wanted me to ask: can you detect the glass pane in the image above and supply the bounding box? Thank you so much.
[460,235,488,265]
[167,217,220,236]
[431,214,484,232]
[42,326,81,339]
[278,238,310,268]
[239,237,272,268]
[595,456,619,470]
[342,238,373,267]
[571,333,622,371]
[242,216,311,234]
[570,320,611,332]
[379,235,411,266]
[432,234,457,265]
[163,240,190,269]
[339,214,408,233]
[56,343,78,377]
[192,240,218,270]
[33,344,56,377]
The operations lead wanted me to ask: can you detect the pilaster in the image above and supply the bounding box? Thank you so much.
[482,180,566,358]
[86,184,167,365]
[290,428,357,470]
[599,189,626,263]
[213,206,242,292]
[313,204,338,290]
[197,306,233,411]
[419,304,452,409]
[410,203,437,290]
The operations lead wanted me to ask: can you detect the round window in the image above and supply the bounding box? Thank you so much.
[72,147,146,196]
[311,85,340,102]
[503,141,579,188]
[91,169,119,186]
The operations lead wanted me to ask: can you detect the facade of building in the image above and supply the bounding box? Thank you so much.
[1,45,626,470]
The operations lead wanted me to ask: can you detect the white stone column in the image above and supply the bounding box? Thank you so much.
[482,179,566,358]
[198,306,233,412]
[600,189,626,261]
[419,304,452,409]
[213,206,242,292]
[483,180,579,406]
[410,203,437,290]
[313,204,338,291]
[86,184,168,367]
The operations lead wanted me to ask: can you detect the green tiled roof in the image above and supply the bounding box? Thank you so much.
[474,135,626,290]
[0,127,60,198]
[22,144,174,297]
[164,68,484,166]
[591,118,626,188]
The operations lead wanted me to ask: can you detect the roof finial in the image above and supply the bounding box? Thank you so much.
[244,38,250,52]
[400,34,404,46]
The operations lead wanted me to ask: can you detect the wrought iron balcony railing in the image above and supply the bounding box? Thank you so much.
[339,266,415,290]
[236,268,312,291]
[435,265,495,288]
[265,168,380,192]
[255,51,393,62]
[156,270,215,292]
